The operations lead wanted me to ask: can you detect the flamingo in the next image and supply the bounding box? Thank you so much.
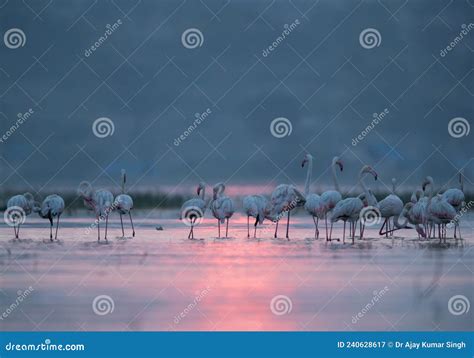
[442,170,465,238]
[36,194,65,241]
[180,182,207,239]
[321,156,343,241]
[77,181,114,242]
[301,154,325,239]
[114,169,135,238]
[210,183,234,238]
[242,195,268,238]
[268,183,306,240]
[6,192,35,239]
[378,178,403,237]
[331,165,377,244]
[423,176,456,242]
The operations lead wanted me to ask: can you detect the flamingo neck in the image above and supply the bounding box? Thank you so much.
[304,158,313,196]
[460,172,464,192]
[391,179,396,194]
[359,170,370,200]
[332,161,340,193]
[200,187,206,201]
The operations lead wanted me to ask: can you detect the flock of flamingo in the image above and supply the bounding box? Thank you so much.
[4,155,466,244]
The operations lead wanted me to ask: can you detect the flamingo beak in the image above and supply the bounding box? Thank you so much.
[197,187,201,195]
[337,161,343,171]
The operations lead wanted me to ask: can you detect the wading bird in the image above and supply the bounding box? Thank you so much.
[321,156,343,241]
[331,166,377,244]
[180,182,207,239]
[301,154,325,239]
[242,194,268,238]
[211,183,234,238]
[114,169,135,238]
[378,178,403,237]
[77,181,114,242]
[442,170,465,238]
[6,192,35,239]
[36,194,65,241]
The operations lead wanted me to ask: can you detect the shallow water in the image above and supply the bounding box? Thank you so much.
[0,212,472,331]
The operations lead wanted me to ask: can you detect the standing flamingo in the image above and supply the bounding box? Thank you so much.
[114,169,135,238]
[36,194,65,241]
[321,156,343,241]
[210,183,234,238]
[378,178,403,237]
[242,195,268,238]
[301,154,325,239]
[268,183,306,240]
[331,166,377,244]
[77,181,114,242]
[6,192,35,239]
[423,176,456,241]
[442,170,465,238]
[180,182,207,239]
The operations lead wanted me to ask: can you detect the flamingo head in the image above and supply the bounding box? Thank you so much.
[361,165,378,180]
[77,181,93,199]
[213,182,225,200]
[422,176,434,191]
[333,156,343,171]
[23,192,35,206]
[197,182,206,196]
[301,153,312,167]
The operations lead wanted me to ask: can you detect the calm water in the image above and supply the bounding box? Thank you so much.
[0,211,472,331]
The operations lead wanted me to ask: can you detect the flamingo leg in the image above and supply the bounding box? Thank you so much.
[55,216,60,240]
[17,224,21,239]
[253,217,258,238]
[218,220,221,238]
[97,218,100,242]
[312,216,317,239]
[325,214,328,241]
[329,222,334,242]
[352,222,355,244]
[274,221,279,238]
[129,212,135,237]
[120,213,124,237]
[226,218,229,238]
[50,221,53,241]
[247,215,250,238]
[286,210,290,240]
[343,221,346,244]
[105,215,109,242]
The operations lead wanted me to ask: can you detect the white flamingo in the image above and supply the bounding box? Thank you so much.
[77,181,114,242]
[268,183,306,240]
[378,178,403,237]
[321,156,343,241]
[301,154,325,239]
[114,169,135,238]
[180,182,207,239]
[423,176,456,241]
[210,183,234,238]
[331,165,377,244]
[36,194,65,241]
[6,192,35,239]
[243,195,268,238]
[442,170,465,238]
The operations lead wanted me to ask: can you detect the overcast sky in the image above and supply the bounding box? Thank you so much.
[0,0,472,195]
